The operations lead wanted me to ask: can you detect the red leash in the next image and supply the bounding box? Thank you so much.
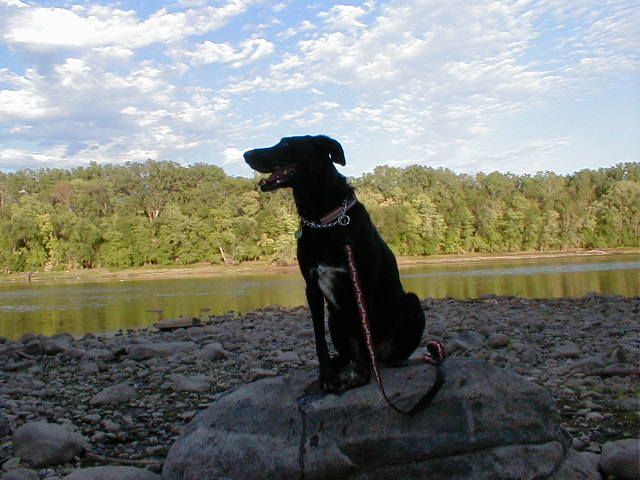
[344,244,446,415]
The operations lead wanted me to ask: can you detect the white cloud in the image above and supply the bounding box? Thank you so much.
[0,0,27,7]
[0,145,69,170]
[0,67,53,121]
[2,1,254,50]
[177,0,208,7]
[91,45,135,61]
[239,0,552,163]
[174,38,274,67]
[223,146,244,165]
[277,19,316,40]
[0,88,48,120]
[231,0,636,173]
[319,4,368,30]
[466,137,574,174]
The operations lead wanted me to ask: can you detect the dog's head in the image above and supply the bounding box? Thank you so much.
[243,135,345,192]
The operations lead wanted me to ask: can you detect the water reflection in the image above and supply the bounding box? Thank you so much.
[0,254,638,338]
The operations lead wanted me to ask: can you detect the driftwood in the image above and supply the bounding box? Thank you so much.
[154,317,202,331]
[219,246,229,265]
[219,247,236,266]
[15,350,35,361]
[0,345,36,361]
[85,450,162,467]
[587,366,640,391]
[586,366,640,377]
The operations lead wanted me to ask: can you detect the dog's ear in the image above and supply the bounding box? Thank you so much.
[316,135,346,166]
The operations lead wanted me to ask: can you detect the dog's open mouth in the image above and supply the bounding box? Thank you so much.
[257,167,295,191]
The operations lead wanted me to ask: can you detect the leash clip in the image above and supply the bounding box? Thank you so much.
[338,214,350,226]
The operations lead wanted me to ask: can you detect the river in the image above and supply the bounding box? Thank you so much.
[0,253,638,339]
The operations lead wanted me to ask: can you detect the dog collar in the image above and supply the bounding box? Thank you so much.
[300,196,357,230]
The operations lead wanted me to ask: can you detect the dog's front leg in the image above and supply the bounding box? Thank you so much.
[307,285,340,392]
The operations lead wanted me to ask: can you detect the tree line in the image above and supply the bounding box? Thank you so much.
[0,161,638,273]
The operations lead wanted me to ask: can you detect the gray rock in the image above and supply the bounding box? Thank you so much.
[553,450,602,480]
[101,419,121,433]
[609,346,630,363]
[196,342,226,361]
[569,355,604,373]
[1,469,39,480]
[90,383,136,405]
[553,342,581,359]
[600,438,640,479]
[579,451,601,471]
[293,328,314,339]
[125,345,157,361]
[586,412,605,422]
[2,457,21,470]
[43,340,67,355]
[185,326,206,337]
[12,422,85,467]
[447,330,486,353]
[488,333,510,348]
[79,361,100,374]
[168,374,212,393]
[0,412,11,437]
[62,347,84,359]
[163,358,596,480]
[51,333,75,343]
[618,397,640,412]
[272,350,300,363]
[19,333,37,344]
[513,342,543,362]
[21,340,43,356]
[62,466,160,480]
[144,342,197,355]
[83,348,113,361]
[81,414,101,425]
[249,368,278,382]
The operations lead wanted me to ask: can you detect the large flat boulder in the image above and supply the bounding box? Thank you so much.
[162,357,599,480]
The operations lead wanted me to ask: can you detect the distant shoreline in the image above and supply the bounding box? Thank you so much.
[2,247,638,284]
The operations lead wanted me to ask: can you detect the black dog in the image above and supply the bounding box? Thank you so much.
[244,135,425,393]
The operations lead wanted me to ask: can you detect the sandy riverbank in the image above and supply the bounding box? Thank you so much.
[2,248,638,284]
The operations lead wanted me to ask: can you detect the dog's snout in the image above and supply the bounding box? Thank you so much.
[243,148,272,175]
[243,148,259,166]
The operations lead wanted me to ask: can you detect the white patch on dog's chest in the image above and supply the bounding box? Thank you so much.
[314,264,347,308]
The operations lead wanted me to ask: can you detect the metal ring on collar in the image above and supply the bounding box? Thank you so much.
[338,215,350,226]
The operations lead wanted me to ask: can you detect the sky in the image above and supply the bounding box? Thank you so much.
[0,0,638,179]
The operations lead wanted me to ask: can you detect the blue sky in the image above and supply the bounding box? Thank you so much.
[0,0,638,178]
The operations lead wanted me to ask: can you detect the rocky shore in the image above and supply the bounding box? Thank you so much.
[1,294,639,479]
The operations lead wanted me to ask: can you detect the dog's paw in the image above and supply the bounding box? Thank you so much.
[319,374,342,394]
[337,367,369,391]
[318,367,342,394]
[319,362,370,394]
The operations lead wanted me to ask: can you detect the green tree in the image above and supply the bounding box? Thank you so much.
[0,161,638,273]
[1,196,49,271]
[593,180,640,246]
